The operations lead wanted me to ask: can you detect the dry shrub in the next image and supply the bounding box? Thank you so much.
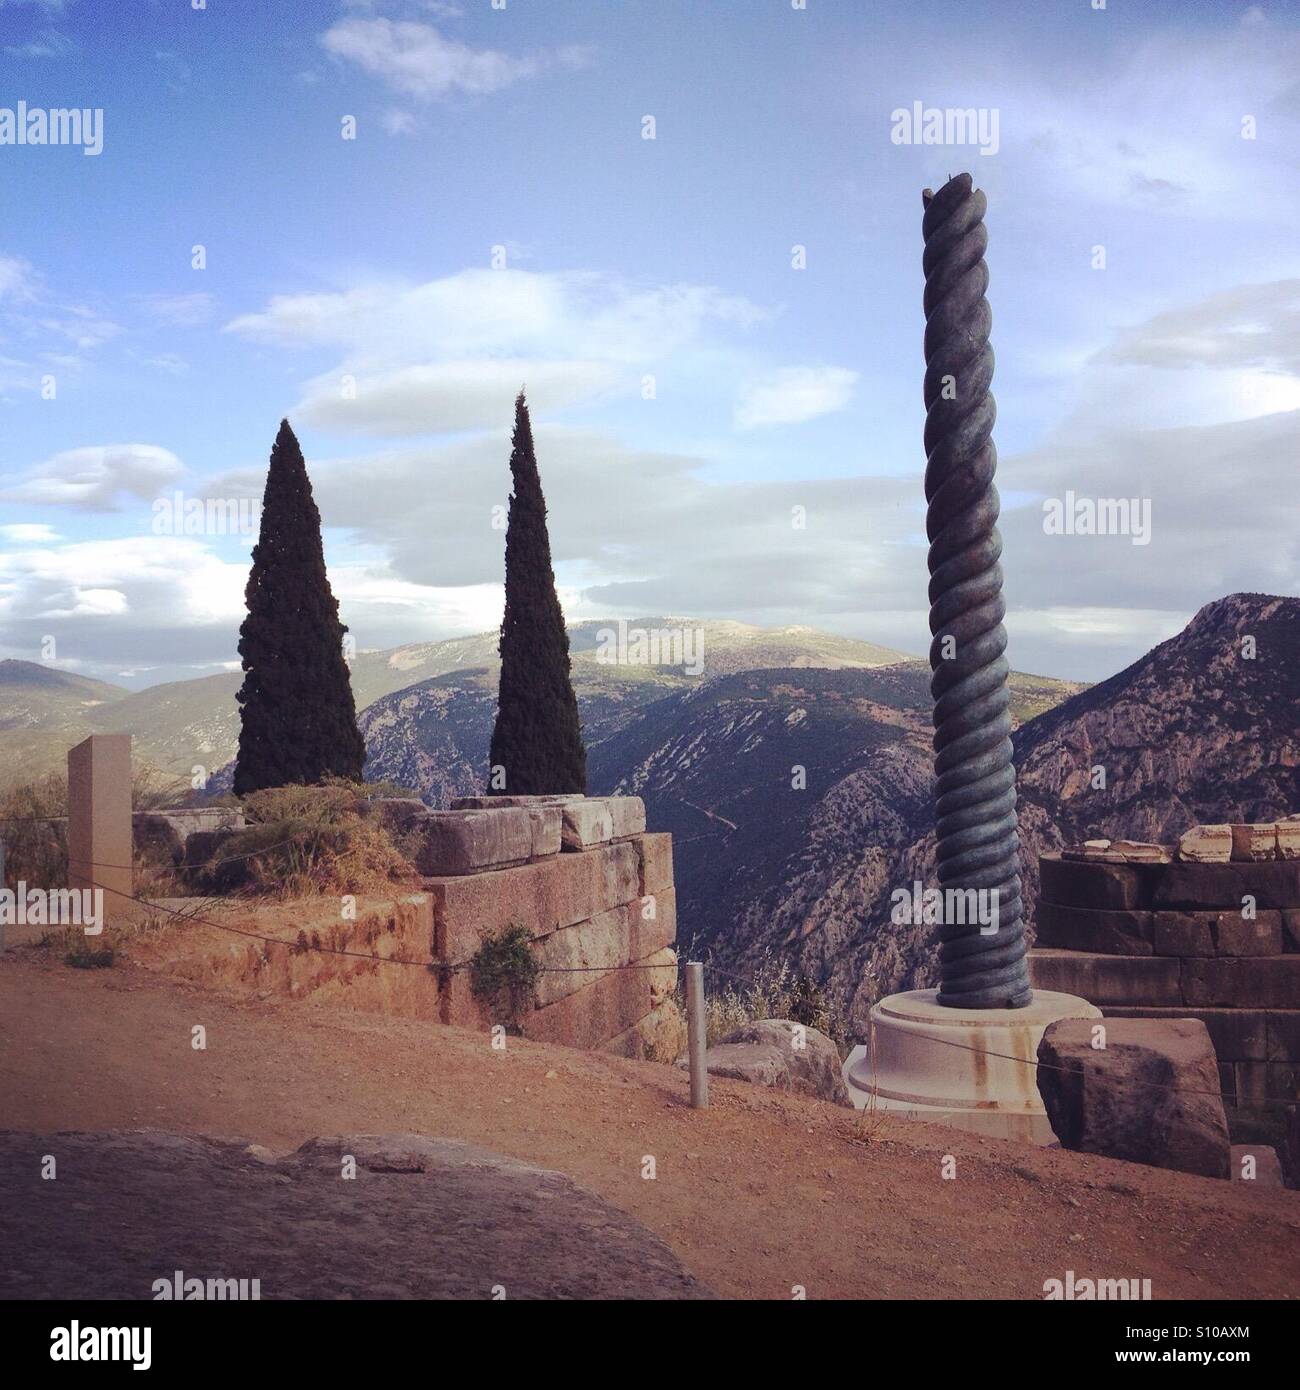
[0,773,68,890]
[197,778,416,898]
[688,950,850,1054]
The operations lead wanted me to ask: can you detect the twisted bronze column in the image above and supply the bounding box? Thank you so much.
[921,174,1032,1010]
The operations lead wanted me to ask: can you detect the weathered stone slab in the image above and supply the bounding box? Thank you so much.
[606,796,647,840]
[631,832,674,899]
[1278,822,1300,861]
[1034,901,1152,955]
[1037,1017,1230,1179]
[1110,840,1172,864]
[1213,912,1282,957]
[1038,853,1153,910]
[450,794,583,810]
[1285,910,1300,953]
[561,799,615,851]
[1101,1005,1270,1062]
[1028,949,1181,1006]
[414,808,533,876]
[520,948,677,1050]
[1232,823,1278,862]
[526,805,562,860]
[430,843,640,961]
[601,998,686,1063]
[1181,957,1300,1010]
[1177,825,1232,864]
[1265,1011,1300,1063]
[1152,912,1214,958]
[1230,1145,1284,1186]
[532,890,677,1009]
[1153,861,1300,910]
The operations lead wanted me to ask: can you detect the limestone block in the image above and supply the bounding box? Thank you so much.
[1038,853,1153,910]
[450,795,583,810]
[1232,823,1278,862]
[1152,912,1214,958]
[1028,948,1182,1006]
[430,843,640,961]
[1153,862,1300,910]
[1034,901,1152,955]
[532,892,677,1009]
[1181,957,1300,1010]
[1276,822,1300,861]
[526,806,561,860]
[1265,1010,1300,1063]
[1110,840,1172,864]
[606,796,647,839]
[1284,910,1300,953]
[602,999,686,1063]
[1230,1145,1284,1186]
[1101,1005,1269,1062]
[415,808,533,876]
[630,832,675,898]
[560,799,614,851]
[1036,1017,1229,1179]
[1178,825,1233,864]
[520,948,677,1050]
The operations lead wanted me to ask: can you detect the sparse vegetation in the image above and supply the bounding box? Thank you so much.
[469,923,539,1026]
[686,951,850,1054]
[195,778,415,898]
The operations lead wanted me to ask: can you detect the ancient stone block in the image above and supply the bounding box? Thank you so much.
[1152,862,1300,910]
[1177,825,1232,864]
[415,808,533,876]
[1278,823,1300,862]
[1213,912,1282,957]
[1266,1011,1300,1063]
[1034,901,1153,955]
[1230,1145,1284,1186]
[1232,823,1278,862]
[67,733,132,922]
[1038,853,1153,910]
[526,806,561,860]
[1101,1005,1270,1062]
[520,948,677,1050]
[601,998,686,1063]
[430,843,641,961]
[561,799,615,851]
[1285,910,1300,953]
[1152,912,1214,958]
[1181,957,1300,1010]
[532,891,677,1009]
[1036,1017,1230,1179]
[680,1020,851,1107]
[1028,949,1182,1006]
[1110,840,1171,864]
[606,796,647,840]
[630,832,674,899]
[450,794,584,809]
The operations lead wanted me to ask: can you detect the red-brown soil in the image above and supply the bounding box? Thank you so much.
[1,948,1297,1300]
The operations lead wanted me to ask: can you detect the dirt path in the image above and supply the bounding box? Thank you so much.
[2,950,1297,1300]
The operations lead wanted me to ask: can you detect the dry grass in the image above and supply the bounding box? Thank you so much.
[684,950,851,1053]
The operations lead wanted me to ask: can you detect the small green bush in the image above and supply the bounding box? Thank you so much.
[469,924,539,1025]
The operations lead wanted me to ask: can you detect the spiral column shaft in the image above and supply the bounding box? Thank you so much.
[920,174,1032,1010]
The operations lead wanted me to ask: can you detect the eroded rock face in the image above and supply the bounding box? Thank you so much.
[1036,1018,1231,1180]
[0,1131,714,1300]
[678,1019,851,1107]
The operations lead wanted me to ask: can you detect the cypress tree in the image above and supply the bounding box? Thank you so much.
[233,419,365,795]
[488,391,587,794]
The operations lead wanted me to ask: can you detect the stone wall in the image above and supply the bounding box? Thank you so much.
[417,795,680,1058]
[1029,841,1300,1108]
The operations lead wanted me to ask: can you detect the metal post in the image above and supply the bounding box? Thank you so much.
[920,174,1032,1010]
[685,961,708,1109]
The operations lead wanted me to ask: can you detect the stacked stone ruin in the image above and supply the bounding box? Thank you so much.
[413,794,679,1056]
[1029,820,1300,1109]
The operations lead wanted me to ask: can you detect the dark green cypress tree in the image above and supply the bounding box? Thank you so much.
[233,419,366,795]
[488,391,587,794]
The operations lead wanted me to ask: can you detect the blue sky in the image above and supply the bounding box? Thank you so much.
[0,0,1297,686]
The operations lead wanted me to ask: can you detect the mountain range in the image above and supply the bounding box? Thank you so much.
[4,594,1293,1031]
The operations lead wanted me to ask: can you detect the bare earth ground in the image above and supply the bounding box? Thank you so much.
[2,948,1298,1301]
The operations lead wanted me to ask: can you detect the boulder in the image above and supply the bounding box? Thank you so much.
[1036,1017,1230,1179]
[1229,1144,1284,1187]
[678,1019,851,1107]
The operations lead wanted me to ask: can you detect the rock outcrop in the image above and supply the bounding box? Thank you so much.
[677,1019,851,1106]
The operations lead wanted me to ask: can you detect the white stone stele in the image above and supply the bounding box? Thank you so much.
[842,988,1102,1146]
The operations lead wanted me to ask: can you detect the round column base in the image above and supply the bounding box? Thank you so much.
[842,988,1101,1146]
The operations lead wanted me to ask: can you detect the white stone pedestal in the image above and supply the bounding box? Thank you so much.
[842,988,1101,1145]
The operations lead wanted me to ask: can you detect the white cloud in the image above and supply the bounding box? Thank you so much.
[734,366,858,429]
[227,269,766,436]
[137,291,215,327]
[1,444,183,511]
[0,522,57,542]
[319,17,588,100]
